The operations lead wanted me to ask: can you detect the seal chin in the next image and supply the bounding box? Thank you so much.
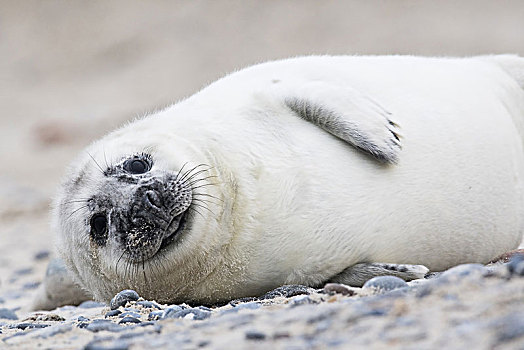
[158,210,190,253]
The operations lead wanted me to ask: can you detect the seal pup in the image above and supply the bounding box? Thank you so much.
[49,55,524,305]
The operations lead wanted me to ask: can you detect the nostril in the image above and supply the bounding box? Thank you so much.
[145,190,163,208]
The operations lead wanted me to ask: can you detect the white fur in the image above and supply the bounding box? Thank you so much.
[55,55,524,303]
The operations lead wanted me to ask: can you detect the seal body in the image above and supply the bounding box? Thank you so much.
[55,55,524,304]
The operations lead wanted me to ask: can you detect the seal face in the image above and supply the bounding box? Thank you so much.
[86,153,193,263]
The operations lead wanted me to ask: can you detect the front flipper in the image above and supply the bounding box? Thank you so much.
[281,81,402,163]
[329,262,429,287]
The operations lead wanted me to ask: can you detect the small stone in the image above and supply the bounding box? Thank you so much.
[245,330,266,340]
[507,253,524,276]
[86,319,122,333]
[13,267,33,276]
[440,263,486,278]
[119,316,141,324]
[136,300,161,309]
[105,310,122,318]
[15,323,49,330]
[22,282,40,290]
[0,308,18,320]
[323,283,355,296]
[363,276,408,293]
[77,316,90,322]
[290,295,317,306]
[163,308,211,321]
[33,324,72,338]
[235,302,261,310]
[110,290,140,310]
[148,310,164,321]
[162,305,183,318]
[78,301,105,309]
[119,312,141,319]
[34,250,50,261]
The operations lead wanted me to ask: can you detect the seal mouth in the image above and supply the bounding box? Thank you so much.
[158,210,189,252]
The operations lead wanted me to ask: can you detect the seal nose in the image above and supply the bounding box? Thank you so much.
[145,190,163,209]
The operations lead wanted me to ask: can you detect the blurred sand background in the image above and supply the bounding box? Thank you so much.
[1,0,524,312]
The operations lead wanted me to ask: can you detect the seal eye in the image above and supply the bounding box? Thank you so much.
[124,158,150,174]
[90,214,108,246]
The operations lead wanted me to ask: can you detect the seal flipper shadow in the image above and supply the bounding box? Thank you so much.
[282,82,402,163]
[328,262,429,287]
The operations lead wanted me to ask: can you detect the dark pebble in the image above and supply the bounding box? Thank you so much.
[148,310,164,321]
[162,305,183,318]
[323,283,355,296]
[22,282,40,290]
[507,253,524,276]
[198,306,212,311]
[110,290,140,310]
[136,300,161,309]
[440,263,486,278]
[105,310,122,318]
[78,316,90,322]
[15,323,49,330]
[0,308,18,320]
[119,316,141,324]
[290,295,317,306]
[245,330,266,340]
[163,308,211,320]
[261,285,311,299]
[363,276,408,293]
[13,267,33,276]
[85,319,122,333]
[84,338,129,350]
[34,324,72,338]
[119,312,141,319]
[34,250,50,261]
[234,302,261,310]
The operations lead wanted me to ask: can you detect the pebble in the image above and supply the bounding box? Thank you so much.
[119,316,141,324]
[323,283,355,296]
[33,250,50,261]
[77,316,90,322]
[110,290,140,310]
[85,319,122,333]
[234,302,261,310]
[0,308,18,320]
[14,323,49,330]
[22,282,40,290]
[245,330,266,340]
[362,276,408,293]
[507,253,524,276]
[148,310,164,321]
[290,295,317,307]
[119,312,141,319]
[162,305,183,318]
[105,309,122,318]
[440,263,486,278]
[163,308,211,321]
[33,324,72,338]
[136,300,161,309]
[13,267,33,276]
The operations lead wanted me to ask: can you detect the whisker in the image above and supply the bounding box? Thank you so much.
[66,205,89,220]
[191,202,215,215]
[181,168,211,184]
[185,175,219,188]
[191,183,220,191]
[189,207,205,220]
[174,162,189,182]
[179,164,209,183]
[193,193,223,202]
[87,151,105,175]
